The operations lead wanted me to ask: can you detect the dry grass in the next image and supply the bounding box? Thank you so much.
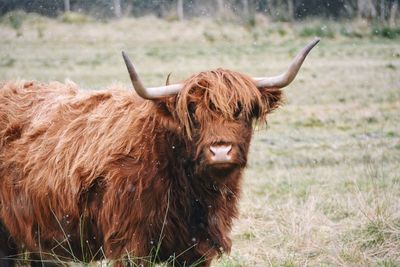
[0,14,399,266]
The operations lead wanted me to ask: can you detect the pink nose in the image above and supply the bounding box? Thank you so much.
[209,145,232,163]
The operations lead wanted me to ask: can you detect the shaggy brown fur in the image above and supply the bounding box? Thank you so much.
[0,69,282,266]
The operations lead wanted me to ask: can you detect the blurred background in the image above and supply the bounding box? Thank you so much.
[1,0,399,85]
[0,1,399,266]
[1,0,400,25]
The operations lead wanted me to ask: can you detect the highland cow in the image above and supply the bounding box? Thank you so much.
[0,39,319,267]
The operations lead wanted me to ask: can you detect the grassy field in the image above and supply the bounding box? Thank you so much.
[1,13,399,266]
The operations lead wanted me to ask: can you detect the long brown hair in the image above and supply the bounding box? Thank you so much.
[0,70,283,265]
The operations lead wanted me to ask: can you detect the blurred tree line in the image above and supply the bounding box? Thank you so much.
[0,0,398,25]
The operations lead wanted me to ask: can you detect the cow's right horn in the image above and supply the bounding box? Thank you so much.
[254,38,320,89]
[122,51,183,99]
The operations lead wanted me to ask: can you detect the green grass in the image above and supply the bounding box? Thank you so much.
[0,15,399,266]
[372,26,400,39]
[299,24,335,38]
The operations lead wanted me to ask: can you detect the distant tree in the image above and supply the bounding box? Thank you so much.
[358,0,377,20]
[64,0,70,12]
[0,0,397,24]
[177,0,184,20]
[242,0,250,19]
[263,0,274,16]
[216,0,224,17]
[389,1,399,26]
[288,0,294,21]
[380,0,386,22]
[113,0,122,18]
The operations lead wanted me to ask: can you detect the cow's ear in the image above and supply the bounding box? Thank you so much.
[153,99,181,133]
[259,87,284,113]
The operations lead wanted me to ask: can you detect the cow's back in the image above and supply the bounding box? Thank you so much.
[0,80,141,252]
[0,79,185,261]
[0,81,78,148]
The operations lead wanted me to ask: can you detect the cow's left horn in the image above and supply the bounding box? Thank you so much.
[254,38,320,89]
[122,51,183,99]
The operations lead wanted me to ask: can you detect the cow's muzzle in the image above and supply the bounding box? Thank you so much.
[204,143,242,170]
[209,145,232,163]
[196,143,245,179]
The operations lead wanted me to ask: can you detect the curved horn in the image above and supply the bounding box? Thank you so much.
[254,38,320,89]
[122,51,183,99]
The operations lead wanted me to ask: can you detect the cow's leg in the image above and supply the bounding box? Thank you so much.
[0,222,18,267]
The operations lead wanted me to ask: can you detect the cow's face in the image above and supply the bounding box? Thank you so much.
[159,69,283,180]
[184,95,253,179]
[122,39,319,179]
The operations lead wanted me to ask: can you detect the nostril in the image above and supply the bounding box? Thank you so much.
[209,145,233,162]
[210,146,217,156]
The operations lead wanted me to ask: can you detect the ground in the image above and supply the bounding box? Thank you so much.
[0,14,399,266]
